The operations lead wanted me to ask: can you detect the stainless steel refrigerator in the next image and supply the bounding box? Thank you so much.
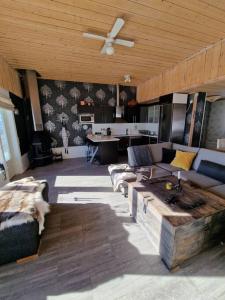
[158,94,188,144]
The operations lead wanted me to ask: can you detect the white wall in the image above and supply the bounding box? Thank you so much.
[20,153,30,173]
[52,146,87,159]
[5,111,30,178]
[53,122,159,159]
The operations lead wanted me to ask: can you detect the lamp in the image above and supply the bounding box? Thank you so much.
[105,43,114,55]
[124,74,131,83]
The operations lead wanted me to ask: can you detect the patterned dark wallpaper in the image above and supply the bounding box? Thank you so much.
[183,94,194,145]
[38,79,136,147]
[192,93,206,147]
[183,92,206,147]
[119,85,136,106]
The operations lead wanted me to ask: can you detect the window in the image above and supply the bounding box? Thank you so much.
[0,110,10,161]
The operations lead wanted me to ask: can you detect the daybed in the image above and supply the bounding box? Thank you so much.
[0,179,49,265]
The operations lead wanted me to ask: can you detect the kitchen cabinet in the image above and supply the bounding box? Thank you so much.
[78,105,94,114]
[148,105,160,123]
[117,136,130,153]
[94,107,116,123]
[140,105,160,123]
[158,104,173,142]
[140,106,149,123]
[130,136,158,145]
[116,135,155,153]
[124,106,140,123]
[130,136,143,146]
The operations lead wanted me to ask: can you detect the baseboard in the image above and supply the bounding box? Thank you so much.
[52,146,87,159]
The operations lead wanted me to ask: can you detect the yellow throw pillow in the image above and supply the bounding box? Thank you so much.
[170,150,196,171]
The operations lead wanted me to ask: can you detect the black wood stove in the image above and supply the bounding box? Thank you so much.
[29,131,53,168]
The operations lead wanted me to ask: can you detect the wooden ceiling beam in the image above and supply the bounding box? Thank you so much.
[137,39,225,102]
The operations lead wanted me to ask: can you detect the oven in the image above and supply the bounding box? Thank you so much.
[79,113,95,124]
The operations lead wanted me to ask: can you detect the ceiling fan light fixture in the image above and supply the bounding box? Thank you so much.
[106,44,114,55]
[83,17,134,56]
[124,74,131,83]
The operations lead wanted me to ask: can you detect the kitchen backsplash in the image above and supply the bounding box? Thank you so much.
[38,79,136,147]
[92,123,159,136]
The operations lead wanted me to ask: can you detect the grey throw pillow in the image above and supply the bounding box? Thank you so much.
[127,145,153,167]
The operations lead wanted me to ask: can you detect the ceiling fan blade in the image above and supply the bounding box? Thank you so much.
[109,18,125,38]
[114,39,134,48]
[101,43,108,54]
[83,32,106,41]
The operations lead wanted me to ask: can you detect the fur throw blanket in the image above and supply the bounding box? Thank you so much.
[0,177,50,234]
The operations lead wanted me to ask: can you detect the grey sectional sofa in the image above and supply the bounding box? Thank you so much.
[108,142,225,199]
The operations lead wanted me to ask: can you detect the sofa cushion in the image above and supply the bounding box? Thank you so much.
[172,143,200,153]
[162,148,176,163]
[149,142,172,163]
[197,160,225,184]
[108,164,133,175]
[127,145,153,167]
[171,150,197,171]
[173,170,222,188]
[156,162,182,173]
[192,148,225,170]
[208,185,225,199]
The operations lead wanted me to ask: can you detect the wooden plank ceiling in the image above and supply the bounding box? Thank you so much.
[1,0,225,85]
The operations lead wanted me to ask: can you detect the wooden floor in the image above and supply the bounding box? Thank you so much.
[1,159,225,300]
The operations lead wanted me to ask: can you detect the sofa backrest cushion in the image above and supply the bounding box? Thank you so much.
[127,145,153,167]
[162,148,176,163]
[193,148,225,170]
[197,160,225,184]
[170,150,197,171]
[172,143,200,153]
[149,142,172,163]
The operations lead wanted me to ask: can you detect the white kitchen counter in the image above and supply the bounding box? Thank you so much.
[113,134,158,138]
[87,134,120,143]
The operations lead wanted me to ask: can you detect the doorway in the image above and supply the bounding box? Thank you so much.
[0,108,22,180]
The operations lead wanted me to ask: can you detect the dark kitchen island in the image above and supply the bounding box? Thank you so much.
[87,134,119,164]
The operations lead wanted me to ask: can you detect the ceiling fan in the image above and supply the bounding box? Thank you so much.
[83,18,134,55]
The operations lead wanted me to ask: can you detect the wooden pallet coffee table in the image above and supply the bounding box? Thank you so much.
[128,176,225,270]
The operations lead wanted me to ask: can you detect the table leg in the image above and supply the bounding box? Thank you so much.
[90,146,99,164]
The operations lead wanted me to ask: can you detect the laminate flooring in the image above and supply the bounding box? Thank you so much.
[1,159,225,300]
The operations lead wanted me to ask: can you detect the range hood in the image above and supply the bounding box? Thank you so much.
[115,84,126,122]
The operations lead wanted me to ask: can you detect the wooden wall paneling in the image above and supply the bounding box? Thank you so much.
[162,69,170,95]
[150,76,158,100]
[0,55,22,97]
[1,58,11,91]
[217,39,225,79]
[185,50,206,88]
[137,38,225,103]
[204,41,222,82]
[0,56,5,90]
[174,61,186,91]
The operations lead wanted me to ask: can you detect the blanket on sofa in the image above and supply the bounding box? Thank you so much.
[0,177,50,234]
[127,145,153,167]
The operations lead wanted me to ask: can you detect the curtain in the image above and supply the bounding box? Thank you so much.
[0,96,14,111]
